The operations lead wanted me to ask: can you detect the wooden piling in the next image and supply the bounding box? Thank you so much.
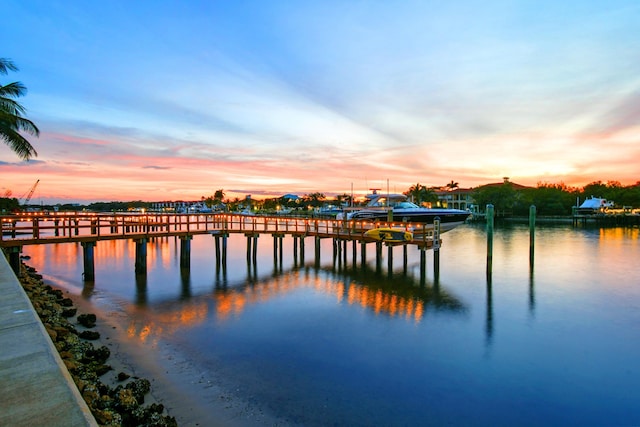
[433,218,441,281]
[486,204,494,278]
[8,246,21,276]
[135,238,147,275]
[179,235,192,268]
[81,241,96,281]
[529,205,536,268]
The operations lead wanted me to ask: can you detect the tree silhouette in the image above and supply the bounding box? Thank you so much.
[0,58,39,160]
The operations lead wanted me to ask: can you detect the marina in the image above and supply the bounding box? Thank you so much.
[16,222,640,426]
[1,212,447,283]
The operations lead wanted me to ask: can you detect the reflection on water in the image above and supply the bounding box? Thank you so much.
[22,224,640,426]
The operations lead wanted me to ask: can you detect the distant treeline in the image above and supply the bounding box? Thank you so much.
[472,180,640,216]
[2,180,639,215]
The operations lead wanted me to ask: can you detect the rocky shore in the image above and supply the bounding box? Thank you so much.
[18,262,179,427]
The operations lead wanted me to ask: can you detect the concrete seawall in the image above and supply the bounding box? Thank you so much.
[0,254,97,426]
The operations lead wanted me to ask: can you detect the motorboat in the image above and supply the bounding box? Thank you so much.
[336,193,470,233]
[576,196,614,214]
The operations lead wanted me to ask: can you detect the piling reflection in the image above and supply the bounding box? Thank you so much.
[122,260,467,347]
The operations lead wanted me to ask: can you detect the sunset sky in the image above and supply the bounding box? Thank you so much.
[2,0,639,204]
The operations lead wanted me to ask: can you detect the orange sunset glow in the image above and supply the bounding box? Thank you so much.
[2,2,639,204]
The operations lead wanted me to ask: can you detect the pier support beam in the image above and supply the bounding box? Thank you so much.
[246,234,259,263]
[315,236,321,267]
[375,242,383,274]
[179,235,192,269]
[403,244,408,274]
[419,248,426,286]
[134,238,147,275]
[212,232,228,270]
[81,241,96,281]
[8,246,21,276]
[360,241,367,268]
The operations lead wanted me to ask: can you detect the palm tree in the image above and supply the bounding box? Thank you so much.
[446,180,459,191]
[1,58,39,160]
[213,189,225,203]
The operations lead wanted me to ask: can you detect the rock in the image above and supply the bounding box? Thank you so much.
[45,325,57,341]
[116,388,139,411]
[93,363,113,377]
[93,408,122,425]
[79,330,100,340]
[77,313,97,328]
[126,378,151,403]
[16,262,178,426]
[117,372,131,381]
[87,345,110,363]
[61,307,77,317]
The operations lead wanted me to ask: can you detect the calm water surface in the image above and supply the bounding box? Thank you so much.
[24,223,640,426]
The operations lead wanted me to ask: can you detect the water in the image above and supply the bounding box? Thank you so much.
[23,223,640,426]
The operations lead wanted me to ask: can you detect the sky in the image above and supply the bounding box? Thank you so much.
[2,0,639,204]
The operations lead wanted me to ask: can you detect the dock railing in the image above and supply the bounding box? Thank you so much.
[1,212,435,247]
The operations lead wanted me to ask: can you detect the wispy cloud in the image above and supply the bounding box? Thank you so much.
[2,0,639,203]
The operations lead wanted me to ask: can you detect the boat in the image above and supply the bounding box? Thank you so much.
[364,228,413,242]
[336,192,470,233]
[577,196,613,214]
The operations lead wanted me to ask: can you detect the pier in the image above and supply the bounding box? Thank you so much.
[1,212,442,281]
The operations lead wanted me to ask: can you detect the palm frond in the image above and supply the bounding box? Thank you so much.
[0,96,28,116]
[0,127,37,160]
[0,58,19,75]
[0,81,27,98]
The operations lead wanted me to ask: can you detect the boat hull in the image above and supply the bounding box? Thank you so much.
[344,210,470,232]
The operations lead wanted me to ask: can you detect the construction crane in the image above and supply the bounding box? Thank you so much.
[22,179,40,205]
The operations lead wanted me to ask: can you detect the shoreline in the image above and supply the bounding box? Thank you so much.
[17,262,177,426]
[22,261,289,426]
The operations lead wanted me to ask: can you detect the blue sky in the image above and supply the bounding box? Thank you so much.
[2,0,639,203]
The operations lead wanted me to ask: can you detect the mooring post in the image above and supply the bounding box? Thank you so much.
[486,204,494,278]
[179,235,192,269]
[433,218,441,281]
[134,238,147,275]
[529,205,536,268]
[81,241,97,281]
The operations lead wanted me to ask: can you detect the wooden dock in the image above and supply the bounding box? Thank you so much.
[1,212,442,281]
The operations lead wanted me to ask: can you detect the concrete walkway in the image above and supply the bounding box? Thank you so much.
[0,254,97,426]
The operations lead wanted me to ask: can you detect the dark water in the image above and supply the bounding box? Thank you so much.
[24,224,640,426]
